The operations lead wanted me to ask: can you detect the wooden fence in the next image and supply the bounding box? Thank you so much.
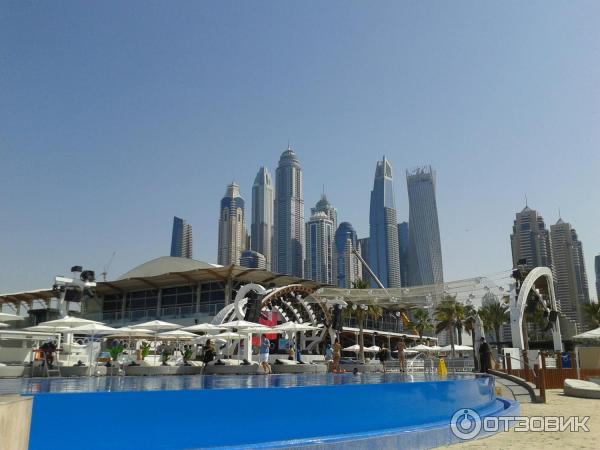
[500,352,600,389]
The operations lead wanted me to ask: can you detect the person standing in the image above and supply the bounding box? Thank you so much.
[478,337,491,373]
[378,345,390,373]
[332,339,342,373]
[202,339,216,364]
[260,336,272,374]
[397,337,406,372]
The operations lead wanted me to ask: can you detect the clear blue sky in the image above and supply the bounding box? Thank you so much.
[1,1,599,298]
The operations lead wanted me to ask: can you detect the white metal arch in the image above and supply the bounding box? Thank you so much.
[510,267,562,351]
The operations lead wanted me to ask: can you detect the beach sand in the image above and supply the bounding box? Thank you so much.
[447,389,599,449]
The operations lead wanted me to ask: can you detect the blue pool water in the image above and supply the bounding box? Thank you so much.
[2,373,518,449]
[2,372,474,394]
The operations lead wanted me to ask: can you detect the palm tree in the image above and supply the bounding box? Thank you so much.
[434,297,465,358]
[454,308,467,345]
[350,279,383,363]
[478,301,509,351]
[463,304,480,370]
[412,308,433,343]
[463,304,478,346]
[583,302,600,329]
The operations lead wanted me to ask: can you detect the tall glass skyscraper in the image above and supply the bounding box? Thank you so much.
[218,183,247,266]
[551,218,590,331]
[398,221,409,288]
[305,212,334,284]
[240,250,267,269]
[311,194,337,231]
[170,216,193,259]
[510,205,552,271]
[335,222,362,288]
[251,167,273,270]
[274,146,304,277]
[406,167,444,287]
[369,157,401,288]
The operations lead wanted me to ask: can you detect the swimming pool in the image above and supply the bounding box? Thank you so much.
[5,373,518,449]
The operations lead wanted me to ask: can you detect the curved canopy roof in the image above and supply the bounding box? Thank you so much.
[117,256,219,280]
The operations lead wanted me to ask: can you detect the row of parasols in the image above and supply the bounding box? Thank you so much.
[2,312,475,359]
[342,343,474,354]
[15,316,324,366]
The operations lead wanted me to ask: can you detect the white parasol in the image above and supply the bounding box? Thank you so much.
[131,320,181,365]
[69,323,118,375]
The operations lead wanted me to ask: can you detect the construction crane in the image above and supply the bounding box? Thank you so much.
[100,251,116,281]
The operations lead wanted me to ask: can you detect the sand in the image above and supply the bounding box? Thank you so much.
[447,389,600,449]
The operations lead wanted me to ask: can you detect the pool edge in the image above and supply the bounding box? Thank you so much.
[213,398,520,450]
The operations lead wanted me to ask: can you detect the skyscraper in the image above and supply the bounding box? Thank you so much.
[398,222,409,288]
[273,146,304,277]
[311,193,337,231]
[305,212,334,284]
[218,183,247,266]
[369,157,401,288]
[170,216,193,259]
[335,222,362,288]
[551,218,591,330]
[596,255,600,301]
[510,206,552,271]
[406,167,444,287]
[240,250,267,269]
[251,167,274,270]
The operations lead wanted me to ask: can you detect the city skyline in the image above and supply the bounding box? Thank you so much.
[2,3,599,296]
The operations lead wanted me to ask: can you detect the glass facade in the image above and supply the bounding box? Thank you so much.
[170,216,193,258]
[398,222,409,288]
[100,281,240,322]
[406,167,444,287]
[335,222,359,288]
[369,158,401,288]
[274,147,304,278]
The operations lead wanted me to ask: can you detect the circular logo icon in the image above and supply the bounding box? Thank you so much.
[450,408,482,440]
